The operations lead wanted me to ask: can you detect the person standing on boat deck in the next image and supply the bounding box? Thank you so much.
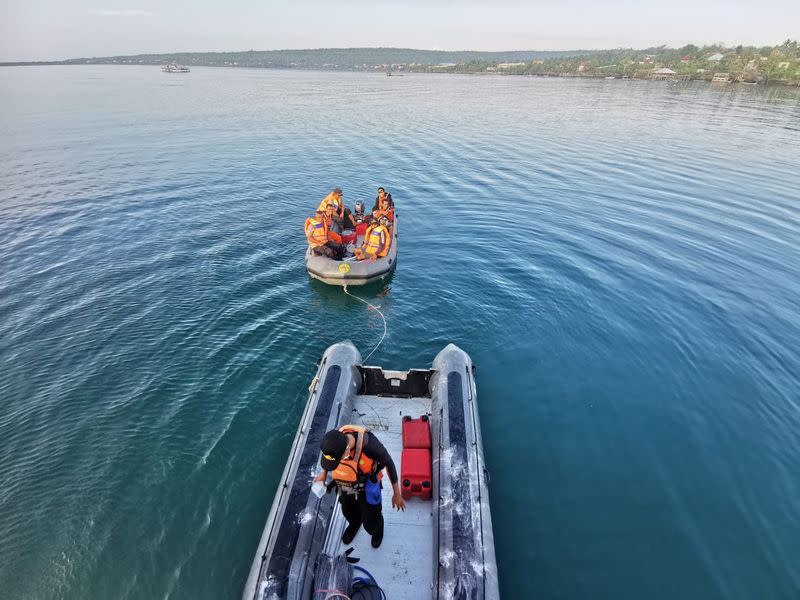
[305,209,344,260]
[315,426,405,549]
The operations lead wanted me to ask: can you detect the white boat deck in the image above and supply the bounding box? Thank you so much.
[327,393,434,596]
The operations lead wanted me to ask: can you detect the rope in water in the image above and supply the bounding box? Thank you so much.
[343,285,387,363]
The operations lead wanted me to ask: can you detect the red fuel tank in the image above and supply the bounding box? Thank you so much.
[402,415,431,449]
[401,448,432,500]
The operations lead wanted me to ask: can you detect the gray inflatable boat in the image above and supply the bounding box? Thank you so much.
[305,217,398,286]
[243,342,499,600]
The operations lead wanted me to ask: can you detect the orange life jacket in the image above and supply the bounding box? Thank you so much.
[305,216,328,247]
[328,229,343,245]
[317,192,342,214]
[377,204,394,222]
[363,224,390,258]
[331,425,382,490]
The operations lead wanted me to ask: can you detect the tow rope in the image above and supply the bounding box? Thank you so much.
[342,285,387,363]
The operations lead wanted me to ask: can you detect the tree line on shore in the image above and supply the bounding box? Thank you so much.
[464,41,799,84]
[4,41,798,84]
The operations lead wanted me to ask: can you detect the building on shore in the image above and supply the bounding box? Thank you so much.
[498,62,526,69]
[651,67,676,80]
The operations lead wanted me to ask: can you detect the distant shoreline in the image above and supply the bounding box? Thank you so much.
[3,62,799,87]
[2,43,798,86]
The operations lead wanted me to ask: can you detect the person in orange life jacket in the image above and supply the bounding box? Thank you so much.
[305,208,344,260]
[374,196,394,224]
[353,211,391,261]
[318,188,346,233]
[317,187,344,216]
[370,187,394,213]
[314,427,405,548]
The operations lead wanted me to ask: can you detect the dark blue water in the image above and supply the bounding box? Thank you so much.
[1,66,799,599]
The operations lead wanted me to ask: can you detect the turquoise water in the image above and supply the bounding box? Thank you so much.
[1,66,799,599]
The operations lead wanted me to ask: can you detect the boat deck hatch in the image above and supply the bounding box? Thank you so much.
[356,366,433,398]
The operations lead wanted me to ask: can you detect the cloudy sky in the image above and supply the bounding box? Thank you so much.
[2,0,797,61]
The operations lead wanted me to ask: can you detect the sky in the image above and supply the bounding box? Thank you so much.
[1,0,798,62]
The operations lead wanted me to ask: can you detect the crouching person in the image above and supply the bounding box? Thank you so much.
[305,209,344,260]
[314,426,405,548]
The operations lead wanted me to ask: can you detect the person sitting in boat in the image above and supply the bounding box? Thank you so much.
[372,188,395,223]
[353,211,391,261]
[338,203,358,230]
[305,209,344,260]
[371,187,394,213]
[317,187,344,215]
[318,187,346,233]
[314,426,405,549]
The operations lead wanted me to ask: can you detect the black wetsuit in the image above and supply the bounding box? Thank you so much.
[338,431,398,541]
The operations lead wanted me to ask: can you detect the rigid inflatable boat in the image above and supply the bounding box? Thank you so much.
[243,342,499,600]
[305,217,398,286]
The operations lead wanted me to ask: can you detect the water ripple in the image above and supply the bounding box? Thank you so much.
[1,66,799,600]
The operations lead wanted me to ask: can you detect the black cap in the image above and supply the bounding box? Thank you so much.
[320,429,347,471]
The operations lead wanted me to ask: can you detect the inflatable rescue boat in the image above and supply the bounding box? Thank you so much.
[243,341,499,599]
[305,217,398,286]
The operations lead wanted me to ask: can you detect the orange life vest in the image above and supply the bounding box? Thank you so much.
[331,425,382,490]
[317,192,342,214]
[377,204,394,222]
[305,216,328,247]
[363,224,390,258]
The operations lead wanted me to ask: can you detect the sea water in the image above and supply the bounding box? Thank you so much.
[1,66,799,599]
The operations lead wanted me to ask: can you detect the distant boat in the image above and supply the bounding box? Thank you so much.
[161,63,190,73]
[605,76,615,80]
